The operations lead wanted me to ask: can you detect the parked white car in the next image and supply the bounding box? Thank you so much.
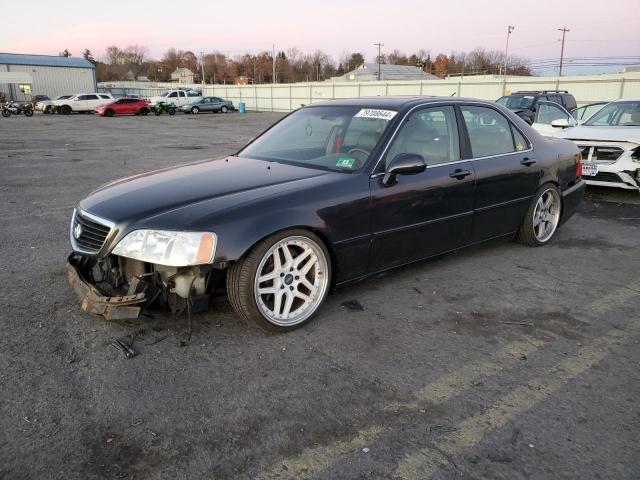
[35,95,73,114]
[532,99,640,191]
[53,93,114,114]
[148,90,202,107]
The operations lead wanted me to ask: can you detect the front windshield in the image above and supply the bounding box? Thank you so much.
[584,101,640,126]
[496,95,535,110]
[238,106,397,172]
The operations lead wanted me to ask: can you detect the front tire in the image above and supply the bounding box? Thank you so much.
[1,109,11,117]
[60,105,71,115]
[516,184,562,246]
[227,229,331,333]
[221,105,228,113]
[168,107,176,116]
[23,108,33,117]
[191,106,199,114]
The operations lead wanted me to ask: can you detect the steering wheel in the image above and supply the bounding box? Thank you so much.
[347,148,370,161]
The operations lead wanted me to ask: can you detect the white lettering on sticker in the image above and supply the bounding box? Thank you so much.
[355,109,398,120]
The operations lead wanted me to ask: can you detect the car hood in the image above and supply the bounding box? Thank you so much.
[79,156,332,224]
[556,125,640,144]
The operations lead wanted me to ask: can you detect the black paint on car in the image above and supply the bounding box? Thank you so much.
[67,96,585,332]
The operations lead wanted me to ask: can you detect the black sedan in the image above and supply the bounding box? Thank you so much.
[67,97,585,332]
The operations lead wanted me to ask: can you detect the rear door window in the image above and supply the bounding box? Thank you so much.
[460,105,516,157]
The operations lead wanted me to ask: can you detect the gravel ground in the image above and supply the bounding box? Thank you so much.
[1,112,639,480]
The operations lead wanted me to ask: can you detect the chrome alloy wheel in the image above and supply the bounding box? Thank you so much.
[254,236,329,326]
[533,188,561,243]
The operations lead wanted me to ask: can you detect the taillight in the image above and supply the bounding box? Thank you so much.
[575,152,582,178]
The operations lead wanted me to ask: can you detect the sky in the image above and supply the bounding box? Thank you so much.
[2,0,639,76]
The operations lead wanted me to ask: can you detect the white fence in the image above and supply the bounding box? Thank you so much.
[99,72,640,112]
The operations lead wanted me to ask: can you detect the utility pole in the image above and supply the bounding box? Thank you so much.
[200,51,205,91]
[500,25,514,76]
[374,42,384,81]
[253,56,257,84]
[272,44,276,84]
[558,27,570,77]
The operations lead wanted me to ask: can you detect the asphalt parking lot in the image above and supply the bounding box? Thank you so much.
[1,112,639,480]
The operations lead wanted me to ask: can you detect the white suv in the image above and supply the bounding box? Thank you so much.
[54,93,114,114]
[148,90,202,107]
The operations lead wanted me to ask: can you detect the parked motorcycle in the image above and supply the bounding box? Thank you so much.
[1,101,34,117]
[153,101,176,116]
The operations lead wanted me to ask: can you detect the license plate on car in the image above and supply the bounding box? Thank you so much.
[582,162,598,176]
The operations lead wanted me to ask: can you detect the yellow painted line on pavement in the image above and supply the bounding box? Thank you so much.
[257,426,383,480]
[394,320,639,479]
[258,338,544,479]
[259,279,640,480]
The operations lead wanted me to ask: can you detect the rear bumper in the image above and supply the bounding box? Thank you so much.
[560,178,586,225]
[67,255,146,320]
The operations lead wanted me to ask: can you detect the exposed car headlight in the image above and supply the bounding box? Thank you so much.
[112,230,216,266]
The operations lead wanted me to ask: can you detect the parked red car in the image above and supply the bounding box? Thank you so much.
[95,98,151,117]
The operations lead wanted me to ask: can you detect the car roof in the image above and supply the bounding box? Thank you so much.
[306,96,493,110]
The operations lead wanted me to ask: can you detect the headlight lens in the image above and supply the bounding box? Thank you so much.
[112,230,216,266]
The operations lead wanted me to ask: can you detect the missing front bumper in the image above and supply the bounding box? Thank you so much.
[67,257,146,320]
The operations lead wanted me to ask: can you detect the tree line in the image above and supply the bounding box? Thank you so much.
[68,46,532,84]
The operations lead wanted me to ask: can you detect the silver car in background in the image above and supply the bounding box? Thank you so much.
[180,96,234,114]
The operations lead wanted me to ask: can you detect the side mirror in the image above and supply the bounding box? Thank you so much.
[382,153,426,186]
[551,118,574,128]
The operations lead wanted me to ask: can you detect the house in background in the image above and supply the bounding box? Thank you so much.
[332,63,440,82]
[171,67,195,84]
[235,75,252,85]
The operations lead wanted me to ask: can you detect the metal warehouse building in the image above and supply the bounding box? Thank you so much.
[0,53,96,101]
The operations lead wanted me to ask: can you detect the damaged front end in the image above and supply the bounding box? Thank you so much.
[67,253,220,321]
[67,208,225,321]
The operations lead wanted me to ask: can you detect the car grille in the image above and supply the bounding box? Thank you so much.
[586,172,622,183]
[575,144,624,164]
[71,210,113,254]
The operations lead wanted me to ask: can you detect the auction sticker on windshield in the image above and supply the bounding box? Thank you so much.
[355,109,398,120]
[336,157,356,168]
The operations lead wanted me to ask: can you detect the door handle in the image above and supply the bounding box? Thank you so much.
[520,157,536,167]
[449,169,472,180]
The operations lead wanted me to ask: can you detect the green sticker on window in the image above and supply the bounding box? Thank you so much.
[336,157,355,168]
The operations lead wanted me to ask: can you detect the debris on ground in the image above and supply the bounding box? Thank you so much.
[111,336,137,358]
[341,300,364,311]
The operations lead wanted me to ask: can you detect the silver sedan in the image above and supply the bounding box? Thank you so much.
[180,96,234,114]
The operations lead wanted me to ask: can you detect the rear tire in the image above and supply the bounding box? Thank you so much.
[24,108,33,117]
[516,183,562,246]
[227,229,331,333]
[140,108,149,116]
[1,109,11,117]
